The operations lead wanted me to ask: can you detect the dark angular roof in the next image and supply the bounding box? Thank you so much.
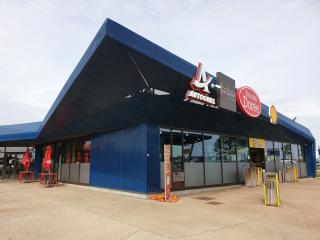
[0,19,314,145]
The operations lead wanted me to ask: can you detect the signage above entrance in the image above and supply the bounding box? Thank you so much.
[184,63,216,107]
[236,86,261,118]
[249,138,266,149]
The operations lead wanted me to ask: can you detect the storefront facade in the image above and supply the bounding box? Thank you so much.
[0,19,316,194]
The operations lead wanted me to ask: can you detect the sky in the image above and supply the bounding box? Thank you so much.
[0,0,319,153]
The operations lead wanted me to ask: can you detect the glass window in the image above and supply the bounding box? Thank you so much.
[298,144,307,177]
[183,131,204,162]
[203,134,221,162]
[82,139,91,163]
[273,142,283,170]
[237,137,250,182]
[291,144,298,160]
[221,136,237,161]
[283,143,291,160]
[298,145,306,162]
[236,138,249,162]
[183,131,204,187]
[203,134,222,185]
[265,141,275,161]
[221,136,237,184]
[63,141,72,163]
[160,128,171,162]
[171,130,183,171]
[265,141,275,172]
[283,142,292,168]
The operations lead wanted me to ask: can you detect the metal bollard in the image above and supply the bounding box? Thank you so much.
[264,173,280,207]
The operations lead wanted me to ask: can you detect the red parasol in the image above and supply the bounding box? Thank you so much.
[21,148,31,170]
[42,146,52,172]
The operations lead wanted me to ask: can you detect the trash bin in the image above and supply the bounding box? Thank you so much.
[264,173,280,207]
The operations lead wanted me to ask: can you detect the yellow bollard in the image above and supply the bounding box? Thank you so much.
[264,173,280,207]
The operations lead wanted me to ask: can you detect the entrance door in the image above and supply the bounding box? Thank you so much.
[249,148,265,169]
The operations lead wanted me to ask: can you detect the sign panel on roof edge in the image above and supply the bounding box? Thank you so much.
[216,72,236,112]
[184,63,216,107]
[236,86,261,118]
[269,105,278,124]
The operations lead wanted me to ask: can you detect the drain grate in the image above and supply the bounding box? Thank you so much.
[194,196,215,201]
[206,201,223,205]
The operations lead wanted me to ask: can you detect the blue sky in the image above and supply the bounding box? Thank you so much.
[0,0,319,151]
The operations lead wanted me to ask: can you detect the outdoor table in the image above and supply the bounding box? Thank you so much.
[38,173,58,187]
[18,171,33,183]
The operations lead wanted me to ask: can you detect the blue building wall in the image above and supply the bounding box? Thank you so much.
[34,145,43,178]
[89,123,160,193]
[306,141,316,177]
[146,124,160,193]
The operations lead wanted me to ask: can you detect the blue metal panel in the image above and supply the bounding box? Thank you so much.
[306,141,316,177]
[34,145,43,178]
[89,124,148,193]
[146,124,161,193]
[0,122,41,142]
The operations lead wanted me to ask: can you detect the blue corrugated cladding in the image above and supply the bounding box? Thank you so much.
[146,124,160,193]
[306,141,316,177]
[90,124,147,192]
[89,123,160,193]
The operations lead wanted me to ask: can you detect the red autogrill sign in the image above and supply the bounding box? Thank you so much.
[236,86,261,118]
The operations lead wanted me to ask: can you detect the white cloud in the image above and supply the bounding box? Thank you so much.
[0,0,319,149]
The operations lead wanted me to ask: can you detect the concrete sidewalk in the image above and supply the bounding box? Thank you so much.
[0,178,320,240]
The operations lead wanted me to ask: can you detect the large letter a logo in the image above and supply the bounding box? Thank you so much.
[190,63,212,94]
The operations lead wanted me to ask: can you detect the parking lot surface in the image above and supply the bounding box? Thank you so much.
[1,178,320,240]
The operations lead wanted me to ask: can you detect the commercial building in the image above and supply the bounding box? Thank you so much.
[0,19,316,194]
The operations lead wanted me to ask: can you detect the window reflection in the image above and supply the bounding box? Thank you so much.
[265,141,275,172]
[183,132,203,162]
[291,144,298,160]
[203,134,221,162]
[274,142,284,170]
[203,134,222,185]
[298,145,306,162]
[236,138,249,162]
[171,130,183,171]
[160,128,171,162]
[283,142,292,167]
[221,136,237,162]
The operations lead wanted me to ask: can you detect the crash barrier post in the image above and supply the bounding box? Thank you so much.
[284,166,299,182]
[278,170,285,183]
[264,173,280,207]
[245,167,257,187]
[244,167,263,187]
[256,167,263,186]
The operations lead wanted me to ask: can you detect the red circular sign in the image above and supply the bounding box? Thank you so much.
[236,86,261,118]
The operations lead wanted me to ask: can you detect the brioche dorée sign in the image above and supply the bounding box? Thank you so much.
[236,86,261,118]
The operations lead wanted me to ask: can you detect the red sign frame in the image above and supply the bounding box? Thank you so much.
[164,144,171,201]
[236,86,261,118]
